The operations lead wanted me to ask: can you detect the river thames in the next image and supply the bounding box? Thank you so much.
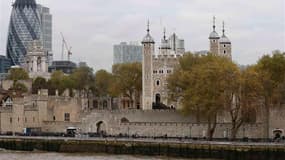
[0,151,219,160]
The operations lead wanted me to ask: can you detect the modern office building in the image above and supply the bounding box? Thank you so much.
[0,55,11,73]
[6,0,53,66]
[37,4,53,66]
[78,62,87,68]
[113,42,142,64]
[48,61,77,74]
[168,33,185,55]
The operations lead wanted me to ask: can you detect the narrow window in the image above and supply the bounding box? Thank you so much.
[64,113,70,122]
[10,117,12,123]
[53,116,56,121]
[224,50,226,54]
[156,80,160,86]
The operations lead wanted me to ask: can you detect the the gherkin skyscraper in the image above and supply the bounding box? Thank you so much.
[6,0,42,65]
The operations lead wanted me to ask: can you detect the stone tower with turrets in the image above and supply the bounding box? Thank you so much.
[209,17,232,60]
[219,21,232,59]
[142,21,155,110]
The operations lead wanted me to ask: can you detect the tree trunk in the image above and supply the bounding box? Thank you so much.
[231,125,238,140]
[264,98,270,139]
[230,119,243,140]
[207,114,217,140]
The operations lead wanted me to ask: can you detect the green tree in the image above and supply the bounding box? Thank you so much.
[255,51,285,138]
[168,53,240,140]
[48,71,67,95]
[10,82,28,93]
[94,69,113,97]
[70,66,94,91]
[227,66,261,139]
[111,62,142,109]
[7,68,29,81]
[32,77,47,94]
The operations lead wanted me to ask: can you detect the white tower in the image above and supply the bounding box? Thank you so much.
[142,21,155,110]
[219,21,232,60]
[209,16,220,55]
[25,40,50,79]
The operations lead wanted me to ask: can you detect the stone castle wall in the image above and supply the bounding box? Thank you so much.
[0,90,284,139]
[80,109,266,138]
[0,93,83,134]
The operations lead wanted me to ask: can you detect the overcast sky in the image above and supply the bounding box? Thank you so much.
[0,0,285,71]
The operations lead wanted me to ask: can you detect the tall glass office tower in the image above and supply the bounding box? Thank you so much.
[6,0,42,65]
[37,4,53,66]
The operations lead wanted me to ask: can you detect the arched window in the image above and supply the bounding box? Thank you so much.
[224,50,226,54]
[156,80,160,86]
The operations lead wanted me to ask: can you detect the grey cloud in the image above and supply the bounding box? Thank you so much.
[0,0,284,71]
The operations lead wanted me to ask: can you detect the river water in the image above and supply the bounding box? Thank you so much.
[0,151,220,160]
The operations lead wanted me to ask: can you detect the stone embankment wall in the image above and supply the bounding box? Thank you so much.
[0,137,284,160]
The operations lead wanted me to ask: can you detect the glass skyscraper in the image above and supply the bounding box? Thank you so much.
[6,0,52,66]
[113,42,143,64]
[37,4,53,66]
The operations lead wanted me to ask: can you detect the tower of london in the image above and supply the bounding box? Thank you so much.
[142,17,232,110]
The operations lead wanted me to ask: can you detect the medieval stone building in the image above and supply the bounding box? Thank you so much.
[24,40,50,79]
[142,23,184,110]
[209,17,232,59]
[142,17,232,110]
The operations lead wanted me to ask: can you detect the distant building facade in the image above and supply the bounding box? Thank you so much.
[37,4,53,66]
[23,40,50,79]
[78,62,87,68]
[0,56,12,73]
[48,61,77,74]
[113,42,142,64]
[168,33,185,55]
[6,0,53,66]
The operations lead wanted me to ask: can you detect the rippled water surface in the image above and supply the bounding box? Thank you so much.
[0,151,219,160]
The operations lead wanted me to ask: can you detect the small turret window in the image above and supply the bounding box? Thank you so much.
[156,80,160,86]
[224,45,226,48]
[213,40,216,43]
[224,50,226,54]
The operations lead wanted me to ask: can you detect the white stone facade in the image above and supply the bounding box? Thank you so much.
[142,24,184,110]
[24,40,50,79]
[209,17,232,59]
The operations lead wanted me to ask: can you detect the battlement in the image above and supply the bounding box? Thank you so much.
[153,54,183,60]
[91,109,178,114]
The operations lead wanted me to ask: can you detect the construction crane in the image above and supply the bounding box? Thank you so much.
[60,32,72,61]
